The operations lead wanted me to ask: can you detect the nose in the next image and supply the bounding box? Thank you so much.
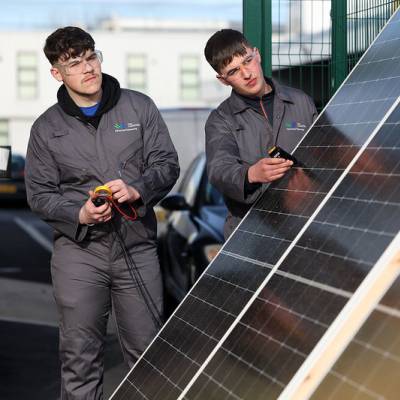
[240,65,252,79]
[84,60,95,72]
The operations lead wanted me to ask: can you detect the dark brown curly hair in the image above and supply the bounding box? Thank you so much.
[44,26,95,65]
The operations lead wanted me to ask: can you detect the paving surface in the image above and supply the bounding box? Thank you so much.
[0,206,129,399]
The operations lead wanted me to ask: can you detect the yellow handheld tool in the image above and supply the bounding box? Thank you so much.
[93,185,112,207]
[92,184,138,221]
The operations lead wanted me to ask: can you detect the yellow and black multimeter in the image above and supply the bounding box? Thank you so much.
[268,145,298,165]
[93,185,112,207]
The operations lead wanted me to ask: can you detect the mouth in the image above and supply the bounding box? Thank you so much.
[247,78,257,87]
[83,75,97,83]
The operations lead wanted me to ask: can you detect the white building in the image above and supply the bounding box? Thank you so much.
[0,19,234,156]
[0,5,339,160]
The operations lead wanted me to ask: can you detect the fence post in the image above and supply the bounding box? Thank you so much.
[331,0,347,94]
[243,0,272,77]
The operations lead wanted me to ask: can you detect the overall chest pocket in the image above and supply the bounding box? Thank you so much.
[237,143,265,167]
[233,125,267,164]
[49,130,92,184]
[57,159,90,185]
[118,140,144,180]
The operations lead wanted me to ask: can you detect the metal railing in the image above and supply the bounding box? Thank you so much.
[244,0,399,111]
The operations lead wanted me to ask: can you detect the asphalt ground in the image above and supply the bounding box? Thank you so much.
[0,319,128,400]
[0,205,129,399]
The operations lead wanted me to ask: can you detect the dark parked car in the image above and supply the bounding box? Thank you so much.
[158,153,227,302]
[0,154,26,202]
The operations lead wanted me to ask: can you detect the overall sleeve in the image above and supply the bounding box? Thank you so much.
[25,124,88,242]
[128,99,180,209]
[308,94,319,123]
[205,110,263,205]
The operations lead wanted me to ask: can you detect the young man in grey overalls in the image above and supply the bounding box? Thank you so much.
[26,26,179,399]
[204,29,318,239]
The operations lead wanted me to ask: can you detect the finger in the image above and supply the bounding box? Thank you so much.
[100,207,112,216]
[89,207,108,219]
[106,184,120,194]
[117,194,128,203]
[261,166,290,177]
[112,190,126,201]
[112,186,128,197]
[269,173,285,181]
[101,205,111,215]
[98,213,111,223]
[272,166,292,175]
[104,179,123,188]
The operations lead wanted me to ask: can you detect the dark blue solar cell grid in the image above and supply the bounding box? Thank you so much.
[111,9,400,400]
[185,103,400,400]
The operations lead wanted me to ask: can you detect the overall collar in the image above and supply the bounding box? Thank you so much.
[57,73,121,128]
[228,77,294,114]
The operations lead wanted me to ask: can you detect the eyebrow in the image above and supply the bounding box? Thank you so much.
[65,52,95,64]
[225,53,254,74]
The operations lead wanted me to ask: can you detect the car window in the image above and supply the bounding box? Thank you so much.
[179,153,205,207]
[179,156,200,195]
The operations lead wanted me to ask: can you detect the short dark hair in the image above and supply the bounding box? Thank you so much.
[204,29,253,73]
[44,26,95,65]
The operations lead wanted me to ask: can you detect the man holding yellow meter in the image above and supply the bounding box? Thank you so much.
[25,26,179,399]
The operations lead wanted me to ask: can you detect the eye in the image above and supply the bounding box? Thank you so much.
[87,54,97,61]
[227,67,239,77]
[69,61,81,68]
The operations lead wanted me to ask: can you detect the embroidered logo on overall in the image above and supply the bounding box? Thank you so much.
[114,122,140,133]
[286,121,306,131]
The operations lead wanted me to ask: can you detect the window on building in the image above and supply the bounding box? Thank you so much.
[127,54,147,92]
[180,55,200,101]
[17,52,38,100]
[0,120,9,146]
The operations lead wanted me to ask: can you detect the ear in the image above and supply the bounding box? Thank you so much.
[50,67,64,82]
[216,75,230,87]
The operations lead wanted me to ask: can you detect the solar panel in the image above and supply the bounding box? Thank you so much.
[110,8,400,400]
[310,275,400,399]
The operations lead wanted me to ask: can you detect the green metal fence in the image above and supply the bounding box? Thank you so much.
[244,0,399,111]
